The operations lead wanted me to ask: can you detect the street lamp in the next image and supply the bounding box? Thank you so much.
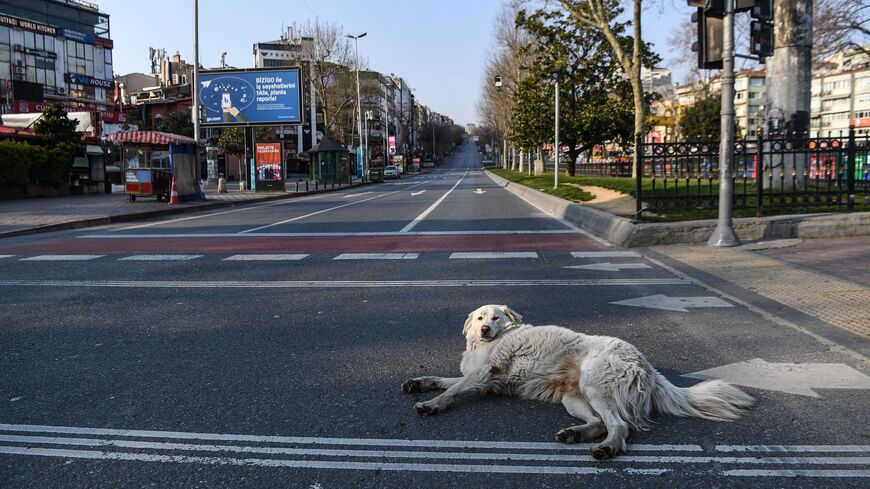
[346,32,367,179]
[552,69,561,189]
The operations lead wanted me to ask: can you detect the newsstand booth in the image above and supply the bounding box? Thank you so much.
[106,131,203,202]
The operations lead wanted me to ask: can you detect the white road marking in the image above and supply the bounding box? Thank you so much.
[565,263,652,271]
[119,255,203,261]
[0,423,700,451]
[411,190,427,196]
[399,167,470,233]
[724,469,870,478]
[241,184,426,233]
[334,253,419,260]
[223,254,309,261]
[473,188,486,195]
[0,446,612,475]
[0,278,690,289]
[686,359,870,398]
[81,230,578,238]
[20,255,104,261]
[449,252,538,259]
[717,445,870,453]
[610,294,733,312]
[572,251,640,258]
[0,255,14,259]
[115,194,327,231]
[343,192,372,198]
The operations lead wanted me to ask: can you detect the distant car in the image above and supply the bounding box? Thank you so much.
[384,165,400,179]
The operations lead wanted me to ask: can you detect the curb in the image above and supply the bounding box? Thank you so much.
[485,170,870,247]
[0,181,370,240]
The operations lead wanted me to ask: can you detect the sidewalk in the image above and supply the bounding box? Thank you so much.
[0,179,363,238]
[648,236,870,342]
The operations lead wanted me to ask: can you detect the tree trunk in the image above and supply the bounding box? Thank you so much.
[630,0,644,179]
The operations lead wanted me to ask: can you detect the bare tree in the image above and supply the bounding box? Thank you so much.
[814,0,870,60]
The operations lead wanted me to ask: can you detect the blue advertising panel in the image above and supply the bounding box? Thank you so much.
[199,68,302,126]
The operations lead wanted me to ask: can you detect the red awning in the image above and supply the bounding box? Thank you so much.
[105,131,196,145]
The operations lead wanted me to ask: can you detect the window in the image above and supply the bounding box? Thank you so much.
[0,26,9,81]
[748,92,759,99]
[67,40,92,76]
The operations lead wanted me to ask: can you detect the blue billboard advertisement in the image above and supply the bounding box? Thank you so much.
[199,68,302,126]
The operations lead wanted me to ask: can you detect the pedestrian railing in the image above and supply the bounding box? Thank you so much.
[635,127,870,219]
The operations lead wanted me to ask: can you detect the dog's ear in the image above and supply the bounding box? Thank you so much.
[499,305,523,324]
[462,312,475,336]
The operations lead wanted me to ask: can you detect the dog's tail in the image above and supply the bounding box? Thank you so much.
[652,374,754,421]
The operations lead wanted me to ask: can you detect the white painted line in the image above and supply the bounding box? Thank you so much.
[0,435,864,466]
[717,445,870,453]
[0,255,15,259]
[565,263,652,271]
[0,423,701,452]
[223,254,309,261]
[241,184,425,233]
[81,230,578,238]
[334,253,419,260]
[399,168,469,233]
[20,255,104,261]
[571,251,640,258]
[115,194,327,231]
[449,252,539,259]
[724,469,870,478]
[0,278,691,289]
[119,255,203,261]
[411,190,427,196]
[343,192,372,198]
[0,446,613,475]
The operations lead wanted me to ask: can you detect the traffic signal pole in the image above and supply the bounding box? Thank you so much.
[708,0,740,247]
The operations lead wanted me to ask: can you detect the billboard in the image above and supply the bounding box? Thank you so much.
[255,143,283,181]
[199,68,302,126]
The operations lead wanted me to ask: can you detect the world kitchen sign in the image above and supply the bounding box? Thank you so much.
[65,73,113,89]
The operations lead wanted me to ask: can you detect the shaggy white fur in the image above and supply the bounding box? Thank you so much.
[402,304,754,460]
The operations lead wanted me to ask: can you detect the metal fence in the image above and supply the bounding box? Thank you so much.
[636,128,870,218]
[575,161,633,177]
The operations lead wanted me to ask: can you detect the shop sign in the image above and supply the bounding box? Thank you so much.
[94,37,113,49]
[65,73,113,89]
[100,111,126,123]
[0,14,58,36]
[13,100,73,113]
[60,28,95,44]
[14,45,57,59]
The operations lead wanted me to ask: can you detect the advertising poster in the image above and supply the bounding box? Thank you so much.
[255,143,283,181]
[199,68,302,126]
[388,135,396,155]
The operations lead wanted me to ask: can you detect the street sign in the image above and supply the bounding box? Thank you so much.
[685,359,870,398]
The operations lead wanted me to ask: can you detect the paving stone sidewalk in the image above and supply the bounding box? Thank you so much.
[651,236,870,339]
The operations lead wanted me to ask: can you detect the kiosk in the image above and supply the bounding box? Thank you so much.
[106,131,202,203]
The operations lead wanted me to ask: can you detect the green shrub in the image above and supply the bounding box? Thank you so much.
[0,140,44,186]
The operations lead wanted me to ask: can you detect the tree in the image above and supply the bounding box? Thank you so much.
[218,128,246,182]
[560,0,647,177]
[679,93,722,141]
[160,109,194,138]
[32,103,82,186]
[514,7,651,175]
[814,0,870,61]
[511,75,553,154]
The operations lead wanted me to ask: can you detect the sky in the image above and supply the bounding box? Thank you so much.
[98,0,690,127]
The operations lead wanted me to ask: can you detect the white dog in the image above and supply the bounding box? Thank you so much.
[402,305,754,460]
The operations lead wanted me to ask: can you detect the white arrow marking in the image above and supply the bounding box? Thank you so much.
[411,190,427,196]
[344,192,372,198]
[565,263,652,271]
[610,294,732,312]
[684,358,870,398]
[474,188,486,195]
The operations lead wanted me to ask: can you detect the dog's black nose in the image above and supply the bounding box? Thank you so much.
[480,325,491,335]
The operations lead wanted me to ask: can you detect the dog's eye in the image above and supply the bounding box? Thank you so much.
[492,316,500,320]
[477,317,483,321]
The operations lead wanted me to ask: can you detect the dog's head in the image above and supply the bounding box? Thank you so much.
[462,304,523,342]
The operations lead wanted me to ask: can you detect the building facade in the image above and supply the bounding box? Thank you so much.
[811,68,870,137]
[0,0,117,118]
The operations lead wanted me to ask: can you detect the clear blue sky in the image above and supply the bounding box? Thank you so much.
[99,0,688,127]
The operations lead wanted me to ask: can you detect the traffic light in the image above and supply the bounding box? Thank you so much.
[750,0,774,59]
[691,7,724,70]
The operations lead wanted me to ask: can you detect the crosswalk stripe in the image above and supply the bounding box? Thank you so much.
[118,255,203,261]
[717,445,870,453]
[724,469,870,478]
[334,253,419,260]
[223,254,309,261]
[20,255,104,261]
[0,255,14,259]
[449,252,538,259]
[572,251,640,258]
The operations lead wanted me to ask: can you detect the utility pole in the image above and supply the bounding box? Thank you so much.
[765,0,812,137]
[708,0,740,247]
[554,78,560,189]
[346,33,366,179]
[192,0,203,188]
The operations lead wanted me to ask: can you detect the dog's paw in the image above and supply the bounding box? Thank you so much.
[590,445,615,461]
[555,428,578,444]
[414,402,440,416]
[402,379,424,394]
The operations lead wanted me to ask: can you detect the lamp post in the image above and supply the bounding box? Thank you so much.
[192,0,202,188]
[553,73,560,189]
[346,32,367,179]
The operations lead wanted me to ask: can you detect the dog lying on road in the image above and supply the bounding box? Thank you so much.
[402,305,754,460]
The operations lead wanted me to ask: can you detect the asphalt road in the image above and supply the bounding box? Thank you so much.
[0,142,868,488]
